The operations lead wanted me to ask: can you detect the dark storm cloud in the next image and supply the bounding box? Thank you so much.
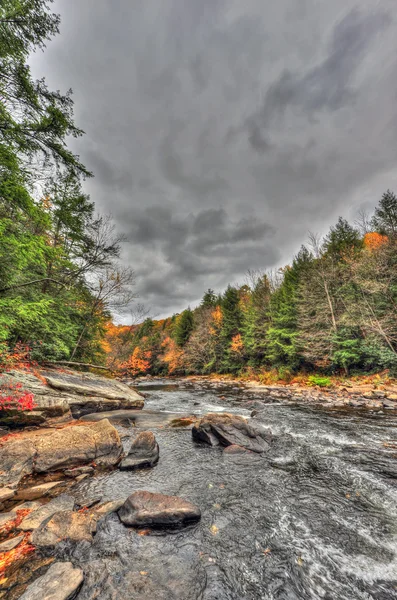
[247,8,389,151]
[30,0,397,319]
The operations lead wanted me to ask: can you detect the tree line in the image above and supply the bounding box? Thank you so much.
[0,1,135,367]
[107,192,397,379]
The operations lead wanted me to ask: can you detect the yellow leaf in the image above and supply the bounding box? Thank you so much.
[210,525,219,535]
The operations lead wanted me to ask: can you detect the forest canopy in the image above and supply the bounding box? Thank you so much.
[0,0,135,367]
[106,192,397,379]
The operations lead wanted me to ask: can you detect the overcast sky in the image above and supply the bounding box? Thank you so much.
[30,0,397,320]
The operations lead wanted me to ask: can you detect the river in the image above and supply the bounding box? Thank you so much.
[60,379,397,599]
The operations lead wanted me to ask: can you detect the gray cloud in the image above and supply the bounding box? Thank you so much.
[30,0,397,319]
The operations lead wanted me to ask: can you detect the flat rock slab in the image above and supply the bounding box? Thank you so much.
[31,510,96,547]
[0,368,144,426]
[19,561,84,600]
[0,487,16,503]
[0,419,123,486]
[16,481,62,501]
[118,490,201,528]
[192,413,270,453]
[119,431,159,470]
[0,438,36,487]
[19,494,75,532]
[42,371,144,405]
[0,533,24,552]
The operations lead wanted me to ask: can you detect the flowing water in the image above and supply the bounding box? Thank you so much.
[59,380,397,599]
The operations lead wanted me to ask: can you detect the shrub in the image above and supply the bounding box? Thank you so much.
[0,378,36,411]
[307,375,332,388]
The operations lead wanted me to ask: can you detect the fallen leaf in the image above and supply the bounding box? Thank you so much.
[262,548,271,555]
[140,571,148,576]
[210,525,219,535]
[296,556,304,566]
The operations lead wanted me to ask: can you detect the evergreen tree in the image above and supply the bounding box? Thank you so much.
[174,309,194,347]
[201,288,217,309]
[372,190,397,238]
[324,217,362,259]
[267,247,311,369]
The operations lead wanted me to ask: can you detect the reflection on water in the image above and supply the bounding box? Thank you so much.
[66,380,397,599]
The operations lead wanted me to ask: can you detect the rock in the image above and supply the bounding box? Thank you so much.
[34,419,123,472]
[0,420,122,486]
[18,561,84,600]
[0,368,144,426]
[118,490,201,528]
[90,499,125,521]
[41,370,144,416]
[0,533,24,552]
[0,511,17,530]
[383,399,396,409]
[223,444,251,454]
[64,466,94,478]
[119,431,159,470]
[192,413,270,453]
[0,437,36,487]
[0,487,16,503]
[19,494,75,531]
[31,510,96,547]
[16,481,62,501]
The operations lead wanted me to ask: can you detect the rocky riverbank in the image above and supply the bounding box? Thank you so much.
[136,375,397,412]
[1,372,397,598]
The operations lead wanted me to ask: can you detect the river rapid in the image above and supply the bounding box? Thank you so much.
[59,379,397,599]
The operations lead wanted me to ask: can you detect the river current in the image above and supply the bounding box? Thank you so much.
[62,380,397,599]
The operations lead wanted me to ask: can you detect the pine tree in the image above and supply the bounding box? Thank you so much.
[174,309,194,347]
[372,190,397,238]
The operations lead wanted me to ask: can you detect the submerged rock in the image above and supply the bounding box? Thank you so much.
[118,490,201,528]
[192,413,270,453]
[119,431,159,470]
[31,510,96,547]
[223,444,252,455]
[19,561,84,600]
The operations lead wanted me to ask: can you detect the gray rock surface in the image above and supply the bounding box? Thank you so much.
[118,490,201,528]
[34,418,123,472]
[31,510,96,547]
[0,437,36,487]
[119,431,159,470]
[0,419,123,486]
[18,561,84,600]
[192,413,270,453]
[19,494,75,531]
[0,533,24,552]
[16,481,62,501]
[0,368,144,425]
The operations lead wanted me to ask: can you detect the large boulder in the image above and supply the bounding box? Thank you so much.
[34,418,122,472]
[41,370,144,416]
[19,561,84,600]
[0,368,144,425]
[0,419,123,487]
[192,413,270,453]
[118,491,201,528]
[119,431,159,470]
